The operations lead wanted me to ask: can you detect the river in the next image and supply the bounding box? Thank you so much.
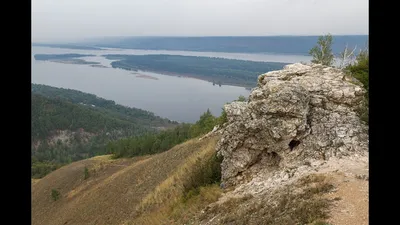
[31,46,312,123]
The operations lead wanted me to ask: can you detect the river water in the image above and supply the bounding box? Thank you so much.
[31,46,312,122]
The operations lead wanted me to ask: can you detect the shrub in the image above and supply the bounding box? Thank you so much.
[236,95,246,102]
[182,152,223,200]
[51,189,60,201]
[345,46,369,124]
[84,166,90,180]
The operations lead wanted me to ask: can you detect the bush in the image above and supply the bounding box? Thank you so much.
[51,189,61,201]
[345,47,369,124]
[84,166,90,180]
[346,49,369,92]
[236,95,246,102]
[182,152,223,201]
[31,159,62,179]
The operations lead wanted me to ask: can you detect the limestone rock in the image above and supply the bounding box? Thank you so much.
[216,63,368,187]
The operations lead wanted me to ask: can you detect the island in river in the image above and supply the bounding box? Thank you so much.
[105,54,288,88]
[34,54,100,65]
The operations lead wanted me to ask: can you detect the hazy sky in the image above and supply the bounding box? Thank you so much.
[32,0,368,42]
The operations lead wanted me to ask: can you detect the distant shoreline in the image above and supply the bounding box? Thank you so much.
[48,59,100,65]
[133,69,254,89]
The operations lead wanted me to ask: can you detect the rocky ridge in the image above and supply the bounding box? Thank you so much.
[215,63,369,188]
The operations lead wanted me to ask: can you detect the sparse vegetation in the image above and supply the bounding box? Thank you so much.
[236,95,247,102]
[309,34,335,66]
[344,43,369,124]
[199,174,335,225]
[309,35,369,125]
[51,189,60,201]
[84,167,90,180]
[182,152,223,199]
[131,137,223,224]
[31,158,62,179]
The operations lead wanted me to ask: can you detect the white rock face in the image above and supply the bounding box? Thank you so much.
[216,63,368,187]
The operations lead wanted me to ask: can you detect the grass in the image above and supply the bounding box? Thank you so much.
[128,136,222,224]
[198,174,336,225]
[33,135,338,225]
[32,136,222,225]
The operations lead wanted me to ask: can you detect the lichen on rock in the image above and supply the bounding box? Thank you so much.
[216,63,369,187]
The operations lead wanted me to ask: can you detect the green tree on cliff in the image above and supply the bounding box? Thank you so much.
[309,34,334,66]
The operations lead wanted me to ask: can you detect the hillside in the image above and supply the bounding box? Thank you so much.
[32,62,369,225]
[32,136,221,225]
[32,134,368,225]
[31,84,176,134]
[31,84,177,178]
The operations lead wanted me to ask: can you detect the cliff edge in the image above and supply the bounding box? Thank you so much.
[217,63,368,188]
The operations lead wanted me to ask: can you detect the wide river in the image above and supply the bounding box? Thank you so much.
[32,46,312,123]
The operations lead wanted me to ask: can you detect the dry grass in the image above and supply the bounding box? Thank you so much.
[32,134,340,225]
[198,173,336,225]
[32,136,221,225]
[127,136,222,224]
[31,178,41,185]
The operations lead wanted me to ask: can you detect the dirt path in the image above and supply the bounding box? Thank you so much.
[314,155,369,225]
[325,172,369,225]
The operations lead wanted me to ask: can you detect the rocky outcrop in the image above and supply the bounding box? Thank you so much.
[216,63,368,187]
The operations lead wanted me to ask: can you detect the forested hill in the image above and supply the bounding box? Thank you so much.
[31,84,178,178]
[32,84,177,135]
[32,94,146,142]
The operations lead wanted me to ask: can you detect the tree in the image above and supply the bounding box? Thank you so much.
[309,34,334,66]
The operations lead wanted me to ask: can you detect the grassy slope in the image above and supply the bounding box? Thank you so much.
[32,136,220,225]
[32,134,368,225]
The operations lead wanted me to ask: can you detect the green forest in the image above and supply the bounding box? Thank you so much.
[31,84,178,178]
[104,54,288,87]
[32,84,176,130]
[31,84,233,178]
[108,108,227,159]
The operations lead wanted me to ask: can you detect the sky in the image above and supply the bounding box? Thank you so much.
[32,0,368,42]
